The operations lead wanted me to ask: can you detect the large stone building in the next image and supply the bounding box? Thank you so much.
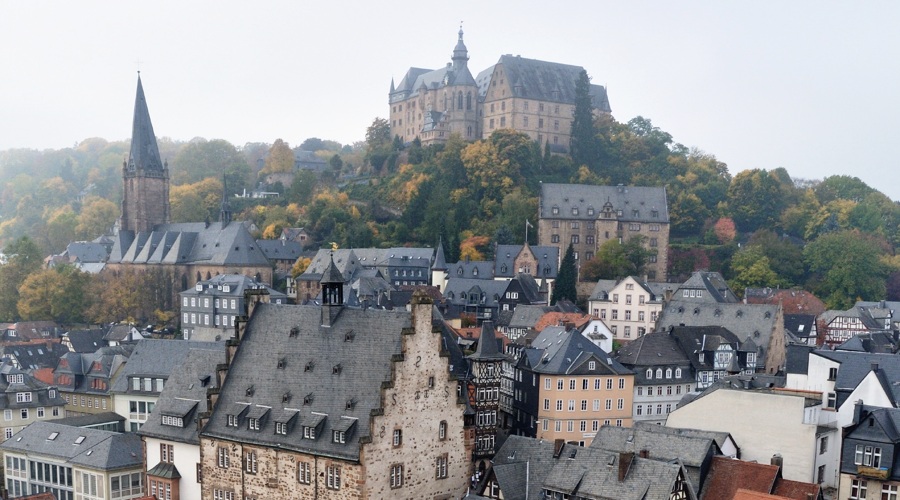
[390,29,611,151]
[539,183,670,280]
[105,76,274,306]
[199,261,471,499]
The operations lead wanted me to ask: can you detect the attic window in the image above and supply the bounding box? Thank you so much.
[303,394,313,405]
[346,399,356,410]
[693,308,700,315]
[345,331,355,342]
[222,285,230,293]
[764,311,772,319]
[48,432,59,441]
[246,385,255,397]
[74,436,85,444]
[289,327,299,338]
[333,364,342,375]
[282,392,291,403]
[304,361,314,372]
[277,358,286,369]
[736,310,744,318]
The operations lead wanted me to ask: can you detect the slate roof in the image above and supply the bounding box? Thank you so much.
[819,306,884,331]
[3,342,68,370]
[126,76,164,174]
[447,260,494,280]
[677,271,738,303]
[180,274,285,301]
[0,421,142,471]
[493,244,559,279]
[442,278,509,308]
[64,329,108,353]
[109,340,223,394]
[842,406,900,480]
[528,326,630,375]
[256,238,304,263]
[634,422,734,459]
[492,55,611,112]
[784,344,815,375]
[138,348,224,446]
[103,324,145,343]
[54,345,132,396]
[812,350,900,408]
[540,184,669,223]
[668,325,748,372]
[783,314,816,341]
[109,219,271,269]
[508,305,556,331]
[589,276,672,302]
[201,302,415,462]
[468,321,506,362]
[656,301,780,368]
[0,359,66,410]
[614,331,693,383]
[492,435,563,500]
[835,331,897,353]
[51,411,125,429]
[61,241,109,263]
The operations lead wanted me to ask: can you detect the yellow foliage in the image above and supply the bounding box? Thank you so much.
[880,254,900,272]
[459,234,490,262]
[349,205,361,219]
[291,257,312,278]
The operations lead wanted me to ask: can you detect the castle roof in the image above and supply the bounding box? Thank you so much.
[540,183,669,223]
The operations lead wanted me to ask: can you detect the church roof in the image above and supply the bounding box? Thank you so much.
[127,75,165,173]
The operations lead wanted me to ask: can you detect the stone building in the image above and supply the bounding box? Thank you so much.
[105,76,274,307]
[199,260,471,499]
[0,360,66,442]
[390,29,611,151]
[179,274,287,341]
[538,183,670,281]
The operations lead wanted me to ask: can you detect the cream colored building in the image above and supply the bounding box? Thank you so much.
[539,183,670,281]
[390,30,611,151]
[588,276,673,341]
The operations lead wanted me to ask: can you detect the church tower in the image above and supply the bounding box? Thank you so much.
[121,74,170,233]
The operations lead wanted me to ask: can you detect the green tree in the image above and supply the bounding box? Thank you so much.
[18,266,90,323]
[552,244,577,305]
[364,118,394,173]
[803,230,891,308]
[570,69,597,169]
[0,236,43,321]
[725,169,791,233]
[76,196,119,240]
[171,139,251,192]
[727,246,787,298]
[814,175,875,204]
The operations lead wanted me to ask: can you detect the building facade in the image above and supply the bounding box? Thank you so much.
[199,266,471,499]
[538,183,670,280]
[588,276,671,341]
[0,361,66,442]
[179,274,286,341]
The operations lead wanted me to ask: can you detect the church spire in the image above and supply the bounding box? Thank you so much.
[127,74,165,173]
[220,174,232,226]
[452,24,469,70]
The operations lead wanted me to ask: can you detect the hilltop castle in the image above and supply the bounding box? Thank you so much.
[389,29,612,152]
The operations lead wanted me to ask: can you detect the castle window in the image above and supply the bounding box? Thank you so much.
[326,465,341,490]
[500,116,506,127]
[333,430,345,443]
[298,462,311,484]
[466,92,472,110]
[439,420,447,440]
[244,451,257,474]
[457,92,463,109]
[390,464,404,488]
[393,428,403,447]
[217,447,230,468]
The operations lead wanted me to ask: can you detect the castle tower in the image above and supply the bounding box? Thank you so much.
[121,74,170,233]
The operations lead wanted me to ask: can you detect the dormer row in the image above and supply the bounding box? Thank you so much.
[225,403,359,444]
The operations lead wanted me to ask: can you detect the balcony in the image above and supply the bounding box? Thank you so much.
[857,465,890,480]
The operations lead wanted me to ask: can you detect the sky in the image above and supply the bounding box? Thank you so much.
[2,1,899,198]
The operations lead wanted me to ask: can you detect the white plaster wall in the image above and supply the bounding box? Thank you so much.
[145,436,201,500]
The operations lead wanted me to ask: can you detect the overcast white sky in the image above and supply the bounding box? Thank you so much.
[2,1,899,198]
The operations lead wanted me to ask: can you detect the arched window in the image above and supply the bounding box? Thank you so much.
[675,368,682,378]
[466,92,472,110]
[665,368,672,379]
[457,92,463,110]
[646,369,653,379]
[655,368,663,379]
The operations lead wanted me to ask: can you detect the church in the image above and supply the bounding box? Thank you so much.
[389,29,612,152]
[105,76,273,300]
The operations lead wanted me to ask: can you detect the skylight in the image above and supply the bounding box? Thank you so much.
[74,436,85,444]
[48,432,58,441]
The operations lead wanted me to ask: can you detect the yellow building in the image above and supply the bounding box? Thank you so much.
[390,30,611,151]
[511,325,634,446]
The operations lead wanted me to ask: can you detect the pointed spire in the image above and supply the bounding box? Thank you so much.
[452,24,469,70]
[220,174,232,226]
[432,237,448,271]
[127,74,164,173]
[469,320,505,361]
[390,77,396,93]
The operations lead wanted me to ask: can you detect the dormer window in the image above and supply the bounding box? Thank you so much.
[195,283,203,291]
[304,426,316,439]
[304,394,313,405]
[249,418,260,430]
[333,430,345,443]
[646,369,653,379]
[15,392,31,403]
[7,374,23,384]
[162,415,184,427]
[304,362,314,372]
[222,285,230,293]
[227,415,239,427]
[332,364,342,375]
[552,205,559,215]
[275,422,288,435]
[572,207,579,215]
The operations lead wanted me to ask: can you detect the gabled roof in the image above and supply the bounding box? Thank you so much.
[528,326,629,375]
[109,340,223,394]
[492,55,611,112]
[614,331,693,379]
[442,278,509,308]
[256,239,304,262]
[813,350,900,407]
[700,456,779,500]
[0,421,142,470]
[138,348,224,445]
[508,305,556,330]
[62,241,109,263]
[493,244,559,279]
[63,329,107,353]
[540,183,669,223]
[3,342,68,370]
[677,271,739,303]
[446,260,494,280]
[590,424,716,469]
[201,302,416,462]
[181,274,285,301]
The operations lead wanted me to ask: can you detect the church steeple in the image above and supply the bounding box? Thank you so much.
[121,74,171,233]
[220,174,232,226]
[127,74,165,173]
[452,25,469,70]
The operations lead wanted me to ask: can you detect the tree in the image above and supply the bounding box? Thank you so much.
[713,217,737,244]
[551,244,577,305]
[171,139,251,192]
[727,246,786,298]
[725,169,791,233]
[328,154,343,173]
[803,230,891,309]
[259,139,295,175]
[17,266,90,323]
[364,118,394,173]
[569,69,597,169]
[0,236,43,321]
[76,196,118,240]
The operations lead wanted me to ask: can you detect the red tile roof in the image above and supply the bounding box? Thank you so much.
[700,456,779,500]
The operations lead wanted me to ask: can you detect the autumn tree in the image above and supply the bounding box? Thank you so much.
[726,246,787,298]
[0,236,43,321]
[713,217,737,244]
[259,139,295,176]
[18,265,91,323]
[76,196,118,240]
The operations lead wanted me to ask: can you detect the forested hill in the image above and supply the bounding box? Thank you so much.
[1,110,899,315]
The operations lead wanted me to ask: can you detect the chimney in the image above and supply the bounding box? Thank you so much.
[638,449,649,459]
[618,452,635,481]
[770,453,783,469]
